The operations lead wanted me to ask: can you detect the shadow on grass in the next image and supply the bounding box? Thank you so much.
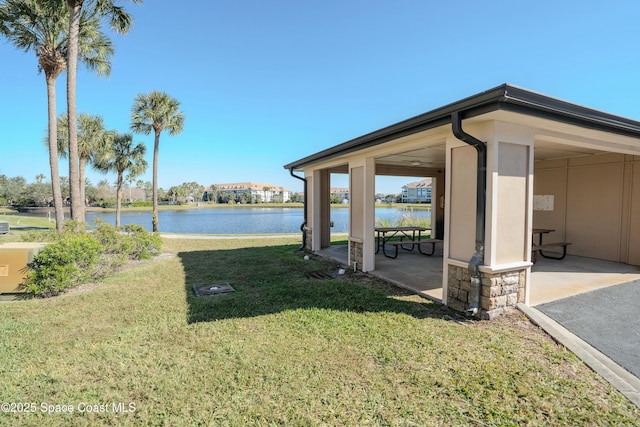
[179,244,452,324]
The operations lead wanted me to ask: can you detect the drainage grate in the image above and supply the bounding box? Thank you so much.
[193,282,235,297]
[304,271,333,280]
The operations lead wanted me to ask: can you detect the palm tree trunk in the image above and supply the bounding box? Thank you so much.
[116,172,123,228]
[46,75,65,233]
[79,156,87,211]
[152,130,160,232]
[66,0,84,223]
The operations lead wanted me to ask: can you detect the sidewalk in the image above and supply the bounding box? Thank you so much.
[518,301,640,407]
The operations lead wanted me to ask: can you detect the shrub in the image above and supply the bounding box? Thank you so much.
[91,219,129,271]
[127,201,153,208]
[22,234,103,297]
[94,199,116,208]
[122,224,162,260]
[375,218,392,228]
[396,213,431,229]
[20,229,58,242]
[62,220,90,235]
[22,219,162,297]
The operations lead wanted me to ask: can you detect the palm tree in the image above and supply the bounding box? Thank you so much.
[135,179,144,201]
[130,91,185,232]
[56,112,108,209]
[142,180,151,201]
[0,0,113,232]
[95,132,146,227]
[63,0,141,223]
[209,184,218,203]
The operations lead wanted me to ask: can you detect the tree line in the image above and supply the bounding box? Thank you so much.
[0,0,184,232]
[0,174,151,207]
[0,175,303,209]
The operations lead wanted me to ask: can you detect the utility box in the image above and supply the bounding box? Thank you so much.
[0,242,47,294]
[0,221,9,234]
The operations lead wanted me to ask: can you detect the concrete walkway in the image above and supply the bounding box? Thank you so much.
[519,301,640,407]
[531,280,640,406]
[160,233,304,240]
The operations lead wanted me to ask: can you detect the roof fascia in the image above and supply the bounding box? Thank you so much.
[284,84,640,171]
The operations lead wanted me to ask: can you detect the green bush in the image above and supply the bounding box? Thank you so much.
[126,201,153,208]
[20,229,58,242]
[94,199,116,208]
[122,224,162,260]
[91,218,129,270]
[22,234,103,297]
[22,219,162,297]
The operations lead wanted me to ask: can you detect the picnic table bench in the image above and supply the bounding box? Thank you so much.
[383,238,443,259]
[531,228,571,262]
[531,241,572,262]
[375,226,429,253]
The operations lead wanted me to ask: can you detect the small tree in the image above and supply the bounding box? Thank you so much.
[130,91,184,232]
[95,132,146,227]
[209,184,218,203]
[56,112,108,208]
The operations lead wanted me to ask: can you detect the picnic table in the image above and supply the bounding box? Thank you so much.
[375,226,442,259]
[531,228,571,262]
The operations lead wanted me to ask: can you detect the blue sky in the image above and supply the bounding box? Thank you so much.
[2,0,640,194]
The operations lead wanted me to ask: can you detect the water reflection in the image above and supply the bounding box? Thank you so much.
[45,206,432,234]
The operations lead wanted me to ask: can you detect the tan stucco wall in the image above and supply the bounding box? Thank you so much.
[630,158,640,265]
[534,153,640,265]
[448,145,477,261]
[350,166,364,240]
[495,142,530,264]
[348,157,376,271]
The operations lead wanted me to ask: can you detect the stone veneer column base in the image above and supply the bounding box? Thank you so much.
[303,226,312,252]
[349,240,363,271]
[447,264,527,320]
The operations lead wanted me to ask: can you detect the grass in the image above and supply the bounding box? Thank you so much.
[0,236,638,426]
[0,214,54,229]
[375,207,431,230]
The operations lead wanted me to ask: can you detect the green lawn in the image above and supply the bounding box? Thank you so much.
[0,236,638,426]
[0,214,54,229]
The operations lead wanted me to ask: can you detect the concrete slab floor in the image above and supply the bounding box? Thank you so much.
[318,244,640,306]
[318,244,444,301]
[529,255,640,306]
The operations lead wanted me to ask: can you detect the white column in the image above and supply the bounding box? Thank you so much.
[349,156,376,272]
[310,170,322,252]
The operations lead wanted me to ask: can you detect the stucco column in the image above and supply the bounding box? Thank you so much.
[348,156,376,272]
[309,170,321,252]
[445,122,535,318]
[432,170,446,240]
[483,123,535,309]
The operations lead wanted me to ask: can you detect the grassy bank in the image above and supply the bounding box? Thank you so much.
[0,214,54,229]
[0,237,638,425]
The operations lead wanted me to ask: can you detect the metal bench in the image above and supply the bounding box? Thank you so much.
[532,242,571,262]
[383,239,443,259]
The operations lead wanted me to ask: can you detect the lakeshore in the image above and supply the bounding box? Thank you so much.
[4,204,432,235]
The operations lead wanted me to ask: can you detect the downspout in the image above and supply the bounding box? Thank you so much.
[289,168,307,251]
[451,111,486,316]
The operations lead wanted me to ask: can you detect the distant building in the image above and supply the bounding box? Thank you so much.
[205,182,291,203]
[331,187,349,202]
[401,179,432,203]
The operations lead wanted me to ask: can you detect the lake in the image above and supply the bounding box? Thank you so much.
[78,206,431,234]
